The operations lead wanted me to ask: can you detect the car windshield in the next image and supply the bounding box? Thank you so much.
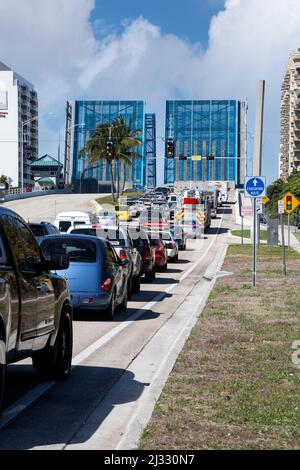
[29,224,45,237]
[41,238,97,263]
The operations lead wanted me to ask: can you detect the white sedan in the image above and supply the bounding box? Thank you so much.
[96,210,117,226]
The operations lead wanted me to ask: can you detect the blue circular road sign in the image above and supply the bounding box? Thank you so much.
[245,177,266,198]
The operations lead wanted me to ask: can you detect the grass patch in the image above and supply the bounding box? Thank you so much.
[139,244,300,450]
[231,229,268,241]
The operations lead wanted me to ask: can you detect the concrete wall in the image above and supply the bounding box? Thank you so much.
[3,189,72,202]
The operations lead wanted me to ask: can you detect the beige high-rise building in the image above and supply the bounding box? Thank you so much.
[279,51,300,180]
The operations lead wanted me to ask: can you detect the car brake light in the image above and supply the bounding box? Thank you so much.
[101,278,112,292]
[119,250,127,260]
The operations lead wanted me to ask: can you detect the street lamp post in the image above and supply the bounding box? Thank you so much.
[20,112,54,192]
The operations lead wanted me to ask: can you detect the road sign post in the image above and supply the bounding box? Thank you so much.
[245,177,266,288]
[252,198,257,287]
[256,198,263,246]
[278,200,286,275]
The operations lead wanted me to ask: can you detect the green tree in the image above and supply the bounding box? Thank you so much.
[80,117,142,203]
[286,170,300,198]
[0,175,8,184]
[266,171,300,219]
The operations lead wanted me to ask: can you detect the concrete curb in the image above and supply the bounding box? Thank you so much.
[90,199,103,213]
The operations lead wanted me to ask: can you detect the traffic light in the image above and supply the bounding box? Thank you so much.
[166,138,174,158]
[179,156,187,161]
[106,140,114,159]
[286,195,292,211]
[206,155,215,161]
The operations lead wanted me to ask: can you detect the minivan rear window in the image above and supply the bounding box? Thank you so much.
[40,238,97,263]
[59,221,72,232]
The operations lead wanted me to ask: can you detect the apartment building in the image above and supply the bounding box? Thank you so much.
[279,51,300,180]
[0,61,38,188]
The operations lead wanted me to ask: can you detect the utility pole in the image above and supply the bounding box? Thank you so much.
[252,81,265,246]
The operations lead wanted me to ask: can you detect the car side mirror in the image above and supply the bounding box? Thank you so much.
[47,253,69,270]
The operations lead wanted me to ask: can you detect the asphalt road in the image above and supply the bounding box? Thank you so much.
[2,193,103,223]
[0,196,236,450]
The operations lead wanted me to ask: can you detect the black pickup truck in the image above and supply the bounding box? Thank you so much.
[0,207,73,413]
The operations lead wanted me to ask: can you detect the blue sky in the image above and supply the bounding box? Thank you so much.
[1,0,299,186]
[91,0,225,46]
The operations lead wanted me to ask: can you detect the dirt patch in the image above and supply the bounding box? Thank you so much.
[139,245,300,450]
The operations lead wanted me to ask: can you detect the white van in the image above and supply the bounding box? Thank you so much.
[53,211,98,233]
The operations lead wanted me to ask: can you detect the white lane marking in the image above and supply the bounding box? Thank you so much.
[0,214,224,431]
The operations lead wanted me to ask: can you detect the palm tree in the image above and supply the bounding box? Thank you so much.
[79,123,116,201]
[79,117,142,202]
[111,116,142,198]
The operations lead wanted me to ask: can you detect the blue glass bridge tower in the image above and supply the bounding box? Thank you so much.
[164,100,246,187]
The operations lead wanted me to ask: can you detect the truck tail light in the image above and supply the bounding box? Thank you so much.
[119,249,127,260]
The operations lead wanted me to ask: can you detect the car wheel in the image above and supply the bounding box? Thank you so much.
[118,287,128,312]
[104,291,116,320]
[145,270,155,283]
[0,334,6,415]
[32,308,73,380]
[174,254,179,263]
[132,275,141,294]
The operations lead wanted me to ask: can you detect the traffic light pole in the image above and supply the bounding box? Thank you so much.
[288,214,290,250]
[281,213,286,276]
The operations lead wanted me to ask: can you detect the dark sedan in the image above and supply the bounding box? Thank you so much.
[128,227,156,283]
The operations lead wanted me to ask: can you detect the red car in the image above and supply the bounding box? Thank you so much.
[148,232,168,272]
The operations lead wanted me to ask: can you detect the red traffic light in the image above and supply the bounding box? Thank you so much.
[206,155,215,161]
[286,195,292,210]
[179,156,187,160]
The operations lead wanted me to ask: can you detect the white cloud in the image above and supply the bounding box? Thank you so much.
[0,0,299,181]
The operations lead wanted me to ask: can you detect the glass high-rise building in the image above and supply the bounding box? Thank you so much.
[164,100,246,186]
[65,100,150,191]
